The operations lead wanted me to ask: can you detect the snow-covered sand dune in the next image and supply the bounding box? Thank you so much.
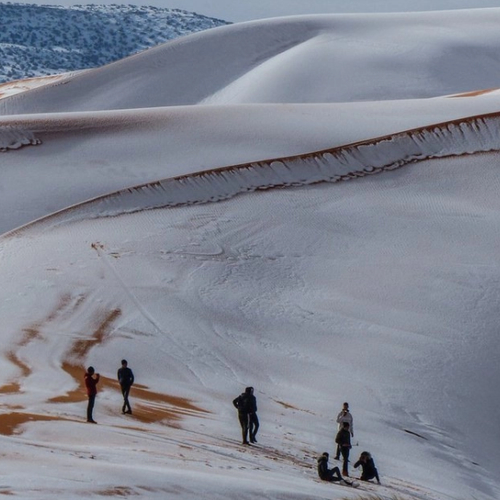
[3,91,500,234]
[1,9,500,114]
[1,7,500,500]
[1,148,500,500]
[5,110,500,237]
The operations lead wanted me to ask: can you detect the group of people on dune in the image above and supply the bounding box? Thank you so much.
[84,359,134,423]
[319,401,381,487]
[232,389,380,488]
[86,371,380,489]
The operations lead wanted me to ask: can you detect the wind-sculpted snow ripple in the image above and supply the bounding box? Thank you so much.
[0,125,41,151]
[4,111,500,236]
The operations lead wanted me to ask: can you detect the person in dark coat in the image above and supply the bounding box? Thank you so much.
[233,386,259,444]
[317,452,352,484]
[117,359,134,414]
[247,387,259,443]
[335,402,353,459]
[335,421,352,476]
[354,451,381,484]
[84,366,100,423]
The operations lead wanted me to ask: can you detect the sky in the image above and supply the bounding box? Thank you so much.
[1,5,500,500]
[7,0,500,21]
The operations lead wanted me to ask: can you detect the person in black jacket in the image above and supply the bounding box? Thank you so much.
[354,451,381,484]
[317,452,352,485]
[335,421,352,476]
[117,359,134,414]
[233,386,259,444]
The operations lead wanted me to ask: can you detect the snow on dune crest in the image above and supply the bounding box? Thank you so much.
[6,110,500,236]
[4,92,500,236]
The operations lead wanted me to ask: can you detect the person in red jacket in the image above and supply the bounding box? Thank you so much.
[84,366,100,423]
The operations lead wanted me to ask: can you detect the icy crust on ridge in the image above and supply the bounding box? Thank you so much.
[0,125,41,151]
[5,112,500,235]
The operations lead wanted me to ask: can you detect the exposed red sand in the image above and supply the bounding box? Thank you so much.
[0,74,65,100]
[0,412,77,436]
[0,301,207,435]
[450,88,498,97]
[51,361,207,425]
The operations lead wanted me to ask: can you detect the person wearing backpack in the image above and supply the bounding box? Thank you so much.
[233,386,258,444]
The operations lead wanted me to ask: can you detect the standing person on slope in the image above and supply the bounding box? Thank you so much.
[335,421,352,476]
[233,386,259,444]
[335,402,354,459]
[246,387,259,443]
[84,366,100,423]
[117,359,134,415]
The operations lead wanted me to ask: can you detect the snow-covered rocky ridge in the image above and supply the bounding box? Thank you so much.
[1,7,500,500]
[0,3,228,84]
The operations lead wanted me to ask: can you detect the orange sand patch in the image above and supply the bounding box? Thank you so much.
[51,362,207,425]
[0,294,76,393]
[67,308,121,360]
[94,486,136,496]
[0,74,66,100]
[1,302,207,434]
[449,88,498,98]
[0,412,75,436]
[274,399,315,415]
[56,306,208,422]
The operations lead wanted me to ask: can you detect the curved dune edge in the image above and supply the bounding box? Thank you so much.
[4,110,500,239]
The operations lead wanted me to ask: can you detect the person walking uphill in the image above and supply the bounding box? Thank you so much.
[84,366,100,423]
[117,359,134,414]
[233,386,259,444]
[335,402,353,459]
[335,421,352,476]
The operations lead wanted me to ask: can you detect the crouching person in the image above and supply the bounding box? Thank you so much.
[354,451,381,484]
[317,452,352,485]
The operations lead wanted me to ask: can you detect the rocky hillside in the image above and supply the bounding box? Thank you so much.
[0,3,229,83]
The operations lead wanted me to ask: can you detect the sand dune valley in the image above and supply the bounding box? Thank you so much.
[1,6,500,500]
